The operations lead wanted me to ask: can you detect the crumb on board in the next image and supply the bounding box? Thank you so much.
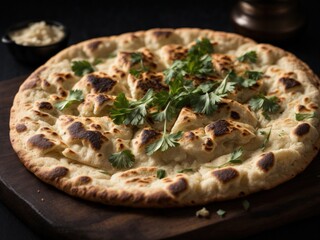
[196,207,210,218]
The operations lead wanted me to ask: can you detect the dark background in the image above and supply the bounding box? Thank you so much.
[0,0,319,239]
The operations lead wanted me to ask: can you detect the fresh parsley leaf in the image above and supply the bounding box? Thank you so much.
[108,150,135,169]
[191,73,235,115]
[237,51,257,63]
[130,52,144,65]
[188,38,214,57]
[164,60,185,84]
[164,38,214,84]
[218,148,243,168]
[129,52,149,77]
[295,112,316,121]
[245,71,263,81]
[177,168,194,173]
[152,103,177,122]
[146,131,183,155]
[110,90,154,126]
[242,199,250,211]
[215,73,236,95]
[216,209,226,217]
[229,70,262,88]
[185,54,214,78]
[129,69,143,78]
[260,128,272,150]
[71,60,94,76]
[55,89,84,110]
[110,93,131,124]
[156,169,166,179]
[99,170,111,175]
[191,92,220,115]
[249,94,280,120]
[107,53,117,58]
[93,58,103,65]
[229,147,243,164]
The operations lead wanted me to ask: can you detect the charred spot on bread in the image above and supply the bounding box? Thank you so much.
[87,73,117,93]
[212,168,239,183]
[46,167,69,181]
[152,30,173,38]
[68,122,105,150]
[257,152,275,172]
[207,120,230,136]
[168,178,188,196]
[16,123,27,132]
[140,129,161,145]
[38,102,53,110]
[230,111,240,120]
[27,134,54,149]
[279,77,301,90]
[294,123,310,136]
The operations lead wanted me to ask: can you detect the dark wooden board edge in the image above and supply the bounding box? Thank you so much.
[1,76,320,240]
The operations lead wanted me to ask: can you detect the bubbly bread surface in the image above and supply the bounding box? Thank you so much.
[10,28,320,207]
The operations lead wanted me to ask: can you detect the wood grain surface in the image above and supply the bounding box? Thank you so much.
[1,76,320,240]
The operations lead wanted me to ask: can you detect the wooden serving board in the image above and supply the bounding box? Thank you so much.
[1,76,320,240]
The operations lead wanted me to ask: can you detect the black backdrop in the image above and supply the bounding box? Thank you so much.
[1,0,320,239]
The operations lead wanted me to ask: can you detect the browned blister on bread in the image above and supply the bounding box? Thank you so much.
[10,28,320,207]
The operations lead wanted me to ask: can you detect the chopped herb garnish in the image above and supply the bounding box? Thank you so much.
[99,170,111,175]
[229,70,262,88]
[110,90,154,125]
[146,131,183,155]
[164,38,214,83]
[237,51,257,63]
[177,168,194,173]
[108,150,135,169]
[242,199,250,211]
[93,58,103,65]
[129,52,149,77]
[216,209,226,217]
[54,89,84,110]
[229,148,243,164]
[295,112,316,121]
[260,128,272,150]
[107,53,117,58]
[218,148,243,168]
[249,94,280,120]
[110,38,235,155]
[71,60,94,76]
[156,169,166,179]
[191,72,236,115]
[189,38,214,57]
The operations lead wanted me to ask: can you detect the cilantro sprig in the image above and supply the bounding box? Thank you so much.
[110,38,237,155]
[110,89,154,125]
[164,38,214,83]
[177,168,194,173]
[71,60,94,76]
[249,94,280,120]
[237,51,257,63]
[108,150,135,169]
[54,89,84,110]
[229,70,263,88]
[295,112,316,121]
[260,128,272,150]
[156,169,166,179]
[219,148,243,168]
[190,73,236,115]
[129,52,149,77]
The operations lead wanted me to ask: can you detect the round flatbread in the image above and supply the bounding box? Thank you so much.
[10,28,320,207]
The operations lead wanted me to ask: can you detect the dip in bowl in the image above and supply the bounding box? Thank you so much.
[2,20,69,65]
